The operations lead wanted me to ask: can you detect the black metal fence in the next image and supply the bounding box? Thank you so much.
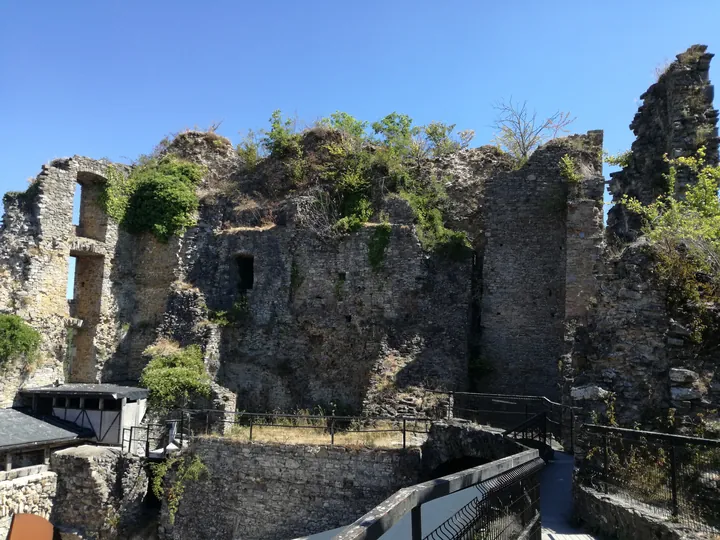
[172,409,432,449]
[423,458,542,540]
[436,392,576,452]
[578,424,720,533]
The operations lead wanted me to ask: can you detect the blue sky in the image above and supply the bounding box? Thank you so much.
[1,0,718,195]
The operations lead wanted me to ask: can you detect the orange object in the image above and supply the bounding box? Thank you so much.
[7,513,54,540]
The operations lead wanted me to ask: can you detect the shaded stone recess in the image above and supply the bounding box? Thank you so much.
[0,470,57,539]
[50,445,149,540]
[608,45,719,241]
[161,438,422,540]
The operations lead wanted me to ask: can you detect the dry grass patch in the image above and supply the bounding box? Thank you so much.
[203,420,428,448]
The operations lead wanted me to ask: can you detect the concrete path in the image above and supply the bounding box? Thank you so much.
[540,452,596,540]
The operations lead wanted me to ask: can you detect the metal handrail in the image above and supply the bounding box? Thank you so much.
[582,423,720,447]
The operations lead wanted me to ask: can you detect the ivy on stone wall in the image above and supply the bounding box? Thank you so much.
[367,221,392,271]
[0,314,40,370]
[102,157,205,242]
[139,342,211,411]
[150,454,208,525]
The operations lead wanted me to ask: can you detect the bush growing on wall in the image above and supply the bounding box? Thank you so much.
[0,314,40,369]
[102,157,205,242]
[622,147,720,342]
[140,342,211,411]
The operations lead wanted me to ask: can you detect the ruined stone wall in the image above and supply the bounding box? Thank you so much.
[163,438,421,540]
[608,45,718,240]
[0,469,57,539]
[0,157,132,404]
[165,219,473,415]
[565,46,719,430]
[478,132,604,399]
[50,445,149,539]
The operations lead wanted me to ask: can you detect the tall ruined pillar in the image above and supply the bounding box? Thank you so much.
[607,44,719,241]
[478,131,604,399]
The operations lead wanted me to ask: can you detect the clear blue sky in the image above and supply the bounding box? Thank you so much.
[1,0,718,196]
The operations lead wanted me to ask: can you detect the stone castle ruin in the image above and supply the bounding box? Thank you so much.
[0,45,718,432]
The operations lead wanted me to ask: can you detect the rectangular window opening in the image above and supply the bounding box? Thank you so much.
[67,256,77,301]
[68,397,81,409]
[236,255,254,292]
[72,182,81,226]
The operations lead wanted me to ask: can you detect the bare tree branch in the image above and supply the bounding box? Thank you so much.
[492,98,575,163]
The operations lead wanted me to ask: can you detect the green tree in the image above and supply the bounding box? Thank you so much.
[140,344,211,411]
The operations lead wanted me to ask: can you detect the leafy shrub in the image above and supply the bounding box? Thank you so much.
[604,149,633,168]
[423,122,474,157]
[102,157,205,242]
[140,343,211,411]
[236,129,263,171]
[0,314,40,369]
[319,111,368,141]
[622,147,720,341]
[262,110,302,159]
[559,154,582,184]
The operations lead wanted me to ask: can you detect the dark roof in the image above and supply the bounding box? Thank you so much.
[0,408,93,451]
[20,383,148,400]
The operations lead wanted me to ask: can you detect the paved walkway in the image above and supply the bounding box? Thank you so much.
[540,452,596,540]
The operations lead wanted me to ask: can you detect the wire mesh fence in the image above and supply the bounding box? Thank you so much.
[423,457,543,540]
[578,424,720,534]
[171,409,432,448]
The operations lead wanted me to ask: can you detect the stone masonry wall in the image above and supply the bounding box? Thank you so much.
[50,445,149,539]
[0,470,57,539]
[565,47,719,430]
[163,438,422,540]
[479,132,604,399]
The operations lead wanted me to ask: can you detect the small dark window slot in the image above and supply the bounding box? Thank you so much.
[68,398,81,409]
[236,255,254,291]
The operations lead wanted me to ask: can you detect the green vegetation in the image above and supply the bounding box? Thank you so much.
[140,342,211,410]
[559,154,582,184]
[239,110,473,258]
[622,147,720,342]
[150,455,208,525]
[0,314,40,370]
[102,157,205,242]
[368,220,392,271]
[604,149,633,168]
[236,129,262,171]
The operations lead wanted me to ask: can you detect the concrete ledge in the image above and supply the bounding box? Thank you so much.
[574,484,712,540]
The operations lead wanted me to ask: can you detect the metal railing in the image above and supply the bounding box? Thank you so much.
[334,449,544,540]
[578,424,720,533]
[172,409,432,449]
[434,391,577,452]
[424,457,542,540]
